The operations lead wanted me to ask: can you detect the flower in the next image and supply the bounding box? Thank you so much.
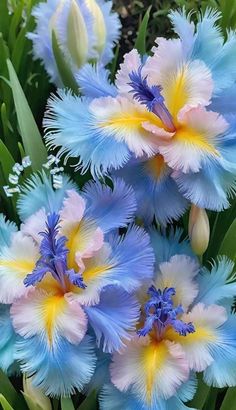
[28,0,120,86]
[99,231,236,409]
[44,9,236,213]
[0,173,154,396]
[113,156,188,226]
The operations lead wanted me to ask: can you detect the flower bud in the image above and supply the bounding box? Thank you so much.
[67,0,89,68]
[23,374,52,410]
[188,204,210,256]
[85,0,106,55]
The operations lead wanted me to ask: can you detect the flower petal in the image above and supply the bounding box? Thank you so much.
[195,257,236,307]
[15,334,96,397]
[156,255,199,310]
[0,232,38,303]
[82,178,137,233]
[76,63,117,98]
[0,214,17,247]
[89,96,160,157]
[17,171,76,221]
[111,336,189,403]
[11,289,88,345]
[44,90,131,178]
[166,303,227,372]
[85,286,140,353]
[159,107,228,173]
[116,49,142,97]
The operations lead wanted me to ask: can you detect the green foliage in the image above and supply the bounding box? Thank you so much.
[52,30,79,94]
[61,398,75,410]
[7,59,47,171]
[134,6,152,55]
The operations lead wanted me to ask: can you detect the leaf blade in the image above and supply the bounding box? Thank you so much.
[6,59,47,171]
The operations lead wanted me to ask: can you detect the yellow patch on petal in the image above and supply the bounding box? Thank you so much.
[42,294,66,345]
[66,219,97,271]
[0,259,35,278]
[173,125,219,156]
[165,325,216,345]
[145,154,167,180]
[101,109,163,135]
[163,66,188,120]
[142,340,168,402]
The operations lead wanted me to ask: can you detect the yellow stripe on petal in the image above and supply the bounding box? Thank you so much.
[142,340,168,402]
[42,294,66,345]
[145,154,167,180]
[165,325,216,346]
[0,259,35,277]
[90,96,165,157]
[174,125,219,156]
[162,60,213,121]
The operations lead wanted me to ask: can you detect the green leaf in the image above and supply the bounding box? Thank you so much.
[134,6,152,55]
[0,139,14,179]
[6,59,47,171]
[52,30,79,94]
[61,398,75,410]
[219,218,236,262]
[188,374,210,409]
[0,394,14,410]
[220,387,236,410]
[78,391,97,410]
[0,370,18,408]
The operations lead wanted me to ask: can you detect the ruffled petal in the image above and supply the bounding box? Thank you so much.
[149,229,195,269]
[17,172,76,221]
[85,286,140,352]
[14,334,96,397]
[194,257,236,307]
[88,96,160,157]
[144,38,213,118]
[0,232,38,303]
[11,289,88,345]
[116,49,142,97]
[203,314,236,387]
[0,214,17,247]
[0,305,16,373]
[159,107,228,173]
[110,336,189,403]
[114,158,188,226]
[44,91,131,178]
[166,303,228,372]
[69,225,154,305]
[76,63,117,98]
[21,209,47,244]
[82,178,137,233]
[156,255,199,310]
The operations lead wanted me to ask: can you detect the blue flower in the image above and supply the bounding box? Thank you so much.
[28,0,121,86]
[0,173,154,396]
[44,9,236,211]
[102,231,236,408]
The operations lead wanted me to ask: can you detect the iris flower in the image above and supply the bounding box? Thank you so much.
[28,0,120,86]
[0,173,154,396]
[45,9,236,216]
[99,230,236,409]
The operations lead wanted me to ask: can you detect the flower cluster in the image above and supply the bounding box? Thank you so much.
[0,5,236,410]
[44,9,236,225]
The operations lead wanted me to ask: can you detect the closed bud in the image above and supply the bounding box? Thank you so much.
[23,374,52,410]
[67,0,89,68]
[188,204,210,256]
[85,0,106,55]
